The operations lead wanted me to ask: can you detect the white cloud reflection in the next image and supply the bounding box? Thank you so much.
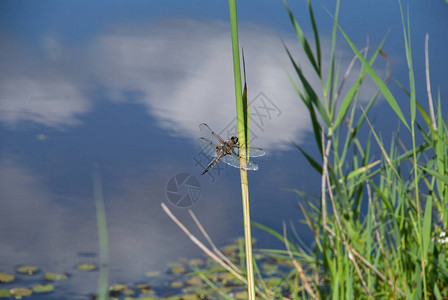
[90,19,311,150]
[0,19,380,149]
[0,35,90,128]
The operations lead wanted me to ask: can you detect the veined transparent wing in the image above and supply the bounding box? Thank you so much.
[199,123,225,146]
[221,154,259,171]
[197,138,220,158]
[233,146,265,158]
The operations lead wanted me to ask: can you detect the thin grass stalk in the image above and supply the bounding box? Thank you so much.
[161,203,248,284]
[92,164,109,300]
[228,1,255,299]
[424,34,436,132]
[398,2,428,296]
[163,204,289,300]
[282,222,316,297]
[188,209,241,274]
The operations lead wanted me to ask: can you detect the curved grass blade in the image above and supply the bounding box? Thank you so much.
[283,0,320,76]
[336,24,409,130]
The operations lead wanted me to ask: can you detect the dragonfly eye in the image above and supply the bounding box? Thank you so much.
[231,136,238,144]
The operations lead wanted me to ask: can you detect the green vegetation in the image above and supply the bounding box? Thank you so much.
[253,0,448,298]
[164,0,448,298]
[229,0,256,299]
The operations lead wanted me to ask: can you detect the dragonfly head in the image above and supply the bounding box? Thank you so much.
[230,136,238,145]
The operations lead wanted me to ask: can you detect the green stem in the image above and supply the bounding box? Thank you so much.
[228,1,255,299]
[93,164,109,300]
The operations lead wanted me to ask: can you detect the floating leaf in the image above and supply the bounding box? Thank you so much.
[265,277,283,289]
[186,276,202,286]
[144,271,160,278]
[170,281,183,288]
[0,289,11,298]
[189,259,204,266]
[182,294,199,300]
[10,287,32,297]
[109,284,129,291]
[17,265,39,275]
[222,244,238,255]
[164,296,182,300]
[262,263,278,275]
[136,283,152,294]
[235,291,248,299]
[170,266,186,274]
[76,263,97,271]
[122,289,134,296]
[32,284,54,293]
[0,273,14,283]
[189,287,215,297]
[167,262,183,268]
[44,273,67,281]
[218,272,234,284]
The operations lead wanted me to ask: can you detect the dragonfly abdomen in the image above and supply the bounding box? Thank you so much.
[201,151,226,175]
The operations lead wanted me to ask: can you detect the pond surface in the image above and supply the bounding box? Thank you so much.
[0,0,447,298]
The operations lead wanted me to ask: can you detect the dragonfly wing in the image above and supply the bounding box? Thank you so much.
[245,160,259,171]
[220,153,240,169]
[199,123,225,146]
[196,138,219,158]
[220,153,259,171]
[233,146,265,157]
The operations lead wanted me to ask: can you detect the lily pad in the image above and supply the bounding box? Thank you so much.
[0,289,11,298]
[122,289,134,296]
[266,276,283,289]
[170,281,183,288]
[182,294,199,300]
[189,287,215,297]
[32,284,54,293]
[10,287,33,297]
[170,266,186,274]
[222,244,239,255]
[186,276,202,286]
[109,284,129,291]
[17,265,39,275]
[144,271,160,278]
[235,291,248,299]
[218,272,238,285]
[167,262,183,268]
[262,263,278,275]
[164,296,182,300]
[0,273,14,283]
[136,283,152,294]
[189,258,204,266]
[76,263,97,271]
[44,272,68,281]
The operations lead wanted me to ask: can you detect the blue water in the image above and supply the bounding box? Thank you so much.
[1,0,447,298]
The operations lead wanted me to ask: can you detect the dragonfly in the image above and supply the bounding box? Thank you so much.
[197,123,265,175]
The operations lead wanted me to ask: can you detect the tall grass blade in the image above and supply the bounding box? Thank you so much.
[228,1,255,299]
[334,34,388,128]
[283,0,320,76]
[92,164,109,300]
[291,140,323,174]
[306,0,321,74]
[324,0,340,106]
[283,43,331,126]
[421,195,432,258]
[337,24,409,130]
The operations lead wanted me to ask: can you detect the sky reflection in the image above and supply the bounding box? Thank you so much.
[0,18,382,150]
[1,0,447,298]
